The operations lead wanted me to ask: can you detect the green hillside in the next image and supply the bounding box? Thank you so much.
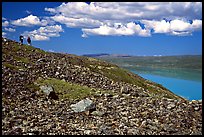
[2,37,202,135]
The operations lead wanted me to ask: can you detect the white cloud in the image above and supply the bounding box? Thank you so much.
[170,19,202,36]
[33,35,49,41]
[44,2,202,37]
[46,2,202,22]
[82,22,151,37]
[4,27,16,32]
[23,25,64,41]
[142,20,171,33]
[191,19,202,30]
[42,17,56,26]
[51,15,103,28]
[171,31,192,36]
[141,19,202,36]
[11,15,47,26]
[2,17,7,20]
[170,20,191,32]
[2,20,9,27]
[2,32,7,37]
[45,7,57,13]
[38,25,63,33]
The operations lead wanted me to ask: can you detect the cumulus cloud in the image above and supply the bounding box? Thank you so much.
[2,20,9,27]
[11,15,48,26]
[170,20,192,32]
[47,2,201,21]
[45,7,57,13]
[2,17,7,20]
[32,35,50,41]
[23,25,64,41]
[191,19,202,30]
[141,20,171,33]
[51,15,103,28]
[82,22,151,37]
[2,32,7,37]
[141,19,202,36]
[44,2,202,37]
[4,27,16,32]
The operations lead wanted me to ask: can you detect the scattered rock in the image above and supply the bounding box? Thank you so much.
[127,128,139,135]
[194,106,199,111]
[91,111,104,117]
[36,58,46,63]
[84,130,92,135]
[55,72,60,76]
[167,103,176,109]
[70,98,96,113]
[40,85,53,95]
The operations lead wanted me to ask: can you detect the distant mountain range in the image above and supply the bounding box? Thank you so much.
[82,53,201,58]
[82,53,132,57]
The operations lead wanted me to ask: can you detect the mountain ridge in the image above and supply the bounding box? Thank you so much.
[83,53,132,58]
[83,53,202,58]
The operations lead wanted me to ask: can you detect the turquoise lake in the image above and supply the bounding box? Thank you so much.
[130,70,202,101]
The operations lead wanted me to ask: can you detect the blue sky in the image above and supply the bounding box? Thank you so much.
[2,2,202,56]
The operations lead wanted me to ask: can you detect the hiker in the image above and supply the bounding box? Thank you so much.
[19,35,24,44]
[27,36,31,45]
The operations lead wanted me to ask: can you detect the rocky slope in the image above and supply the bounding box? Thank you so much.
[2,38,202,135]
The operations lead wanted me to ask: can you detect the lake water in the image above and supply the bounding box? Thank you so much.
[130,70,202,101]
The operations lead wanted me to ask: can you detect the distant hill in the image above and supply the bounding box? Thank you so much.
[98,55,202,81]
[82,53,110,57]
[98,55,202,70]
[83,53,132,58]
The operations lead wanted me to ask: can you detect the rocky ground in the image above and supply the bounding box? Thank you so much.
[2,38,202,135]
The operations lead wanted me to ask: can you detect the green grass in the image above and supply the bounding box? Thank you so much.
[12,43,47,54]
[146,83,183,100]
[83,57,144,86]
[102,67,137,84]
[12,43,21,52]
[25,83,40,92]
[35,77,115,100]
[3,63,17,70]
[14,56,30,64]
[3,62,23,70]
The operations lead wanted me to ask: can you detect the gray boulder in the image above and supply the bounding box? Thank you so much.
[40,85,58,100]
[40,85,53,95]
[70,98,96,112]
